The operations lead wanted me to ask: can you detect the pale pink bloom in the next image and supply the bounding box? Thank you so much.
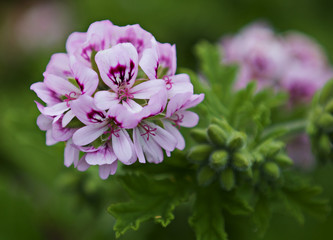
[31,20,205,179]
[164,92,205,150]
[71,95,137,165]
[94,43,166,116]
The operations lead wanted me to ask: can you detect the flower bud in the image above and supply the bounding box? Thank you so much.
[260,141,284,157]
[209,150,229,170]
[232,152,251,171]
[187,144,213,164]
[318,112,333,131]
[219,168,235,191]
[228,131,246,150]
[197,165,216,186]
[274,153,293,168]
[207,124,228,146]
[324,99,333,114]
[211,117,233,132]
[263,162,280,180]
[190,128,208,143]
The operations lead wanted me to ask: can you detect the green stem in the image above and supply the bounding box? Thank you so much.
[261,119,308,140]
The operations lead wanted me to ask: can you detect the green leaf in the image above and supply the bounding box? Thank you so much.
[189,188,228,240]
[221,191,253,216]
[251,195,272,237]
[278,175,331,224]
[108,174,189,238]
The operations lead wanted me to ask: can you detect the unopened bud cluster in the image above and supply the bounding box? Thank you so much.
[307,80,333,163]
[188,118,293,190]
[188,118,251,191]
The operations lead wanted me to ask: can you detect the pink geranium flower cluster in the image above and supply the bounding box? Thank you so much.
[221,22,333,104]
[31,20,204,179]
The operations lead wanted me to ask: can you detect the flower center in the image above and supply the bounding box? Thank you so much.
[118,88,134,102]
[163,76,173,90]
[64,91,77,107]
[172,113,184,128]
[140,124,157,141]
[104,123,120,140]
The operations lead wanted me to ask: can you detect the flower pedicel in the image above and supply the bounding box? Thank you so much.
[31,20,204,179]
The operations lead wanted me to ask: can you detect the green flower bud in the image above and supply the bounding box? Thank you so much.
[228,131,246,150]
[324,99,333,114]
[219,168,235,191]
[232,152,252,171]
[259,141,284,158]
[197,165,216,186]
[319,135,331,155]
[190,128,209,143]
[274,153,293,168]
[207,124,228,146]
[263,162,280,180]
[187,144,213,164]
[209,150,229,170]
[318,112,333,131]
[211,117,232,132]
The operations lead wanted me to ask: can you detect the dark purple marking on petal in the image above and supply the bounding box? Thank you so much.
[118,38,144,54]
[155,61,159,79]
[75,77,85,93]
[107,60,135,86]
[87,110,106,123]
[81,45,95,62]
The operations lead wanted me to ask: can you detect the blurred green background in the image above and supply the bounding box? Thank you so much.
[0,0,333,239]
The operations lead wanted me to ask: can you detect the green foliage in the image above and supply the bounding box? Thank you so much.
[108,42,331,240]
[307,79,333,163]
[108,174,189,238]
[189,188,228,240]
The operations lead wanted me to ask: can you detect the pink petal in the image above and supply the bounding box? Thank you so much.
[166,92,192,117]
[107,104,140,129]
[46,130,58,146]
[112,24,154,57]
[157,42,177,76]
[64,139,80,167]
[94,91,118,110]
[166,74,193,98]
[163,120,185,150]
[30,82,60,105]
[139,46,159,79]
[130,79,165,99]
[66,32,87,54]
[44,73,80,96]
[182,93,205,110]
[37,114,52,131]
[45,53,72,79]
[146,122,177,152]
[76,155,90,171]
[95,43,138,91]
[133,127,146,163]
[99,161,118,179]
[174,110,199,128]
[112,129,135,164]
[62,109,75,127]
[85,145,117,165]
[122,99,143,113]
[71,60,99,95]
[72,123,108,146]
[43,102,69,116]
[71,95,107,125]
[52,118,76,141]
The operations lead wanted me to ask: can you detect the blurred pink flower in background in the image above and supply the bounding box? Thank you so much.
[13,1,73,52]
[221,22,333,104]
[286,134,315,169]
